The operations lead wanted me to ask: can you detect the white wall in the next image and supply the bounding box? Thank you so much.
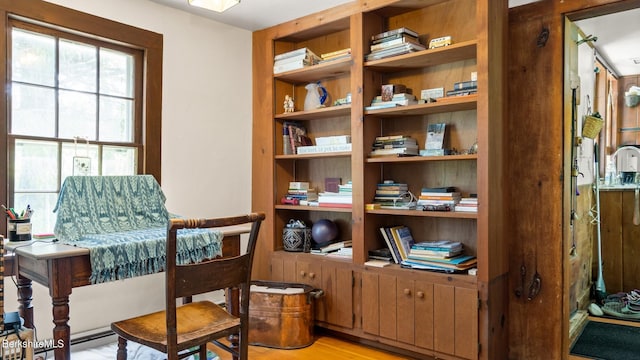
[576,41,597,185]
[5,0,253,342]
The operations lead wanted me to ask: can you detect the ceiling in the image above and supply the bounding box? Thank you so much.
[148,0,640,77]
[575,8,640,77]
[148,0,354,31]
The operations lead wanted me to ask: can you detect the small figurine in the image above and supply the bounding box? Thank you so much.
[284,95,295,113]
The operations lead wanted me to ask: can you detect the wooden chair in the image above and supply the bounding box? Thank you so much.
[111,212,265,360]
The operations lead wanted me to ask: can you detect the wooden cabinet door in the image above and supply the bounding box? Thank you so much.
[396,277,415,345]
[296,259,322,287]
[454,287,478,360]
[434,284,478,359]
[414,280,434,350]
[378,273,397,340]
[270,256,298,282]
[322,264,353,329]
[434,284,455,355]
[270,257,284,281]
[361,271,379,336]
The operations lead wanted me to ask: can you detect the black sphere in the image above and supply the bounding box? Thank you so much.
[311,219,338,245]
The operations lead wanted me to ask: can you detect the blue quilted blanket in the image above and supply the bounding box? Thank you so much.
[53,176,222,284]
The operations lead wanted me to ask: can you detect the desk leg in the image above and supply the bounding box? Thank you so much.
[16,275,34,328]
[50,257,73,360]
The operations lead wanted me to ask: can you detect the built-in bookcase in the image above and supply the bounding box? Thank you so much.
[252,0,507,358]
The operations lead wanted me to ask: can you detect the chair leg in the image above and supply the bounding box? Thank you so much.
[199,344,207,360]
[117,337,128,360]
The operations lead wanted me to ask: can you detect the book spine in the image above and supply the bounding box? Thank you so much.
[371,32,418,45]
[274,47,319,61]
[320,48,351,59]
[389,227,408,261]
[296,143,352,154]
[315,135,351,146]
[380,227,400,264]
[317,202,352,208]
[289,181,310,190]
[274,60,310,74]
[370,36,420,51]
[274,53,316,65]
[371,27,419,41]
[453,80,478,90]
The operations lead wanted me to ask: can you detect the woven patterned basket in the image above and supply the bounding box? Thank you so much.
[282,227,311,252]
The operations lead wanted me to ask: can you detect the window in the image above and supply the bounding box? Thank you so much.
[8,22,143,233]
[1,1,163,236]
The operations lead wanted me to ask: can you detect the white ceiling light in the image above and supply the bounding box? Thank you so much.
[188,0,240,12]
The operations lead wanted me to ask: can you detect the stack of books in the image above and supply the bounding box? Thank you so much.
[273,47,321,74]
[417,187,460,211]
[455,196,478,212]
[282,181,317,205]
[373,182,412,209]
[401,240,477,272]
[311,240,352,255]
[366,27,426,61]
[446,80,478,97]
[408,240,463,260]
[296,135,352,154]
[365,93,418,111]
[368,247,393,262]
[319,48,351,63]
[379,225,415,264]
[318,181,352,208]
[370,135,419,157]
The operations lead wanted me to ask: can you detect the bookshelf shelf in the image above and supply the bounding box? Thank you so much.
[364,94,477,117]
[275,151,351,160]
[275,104,351,120]
[275,204,353,213]
[364,40,477,71]
[274,57,352,84]
[366,154,477,163]
[366,208,478,219]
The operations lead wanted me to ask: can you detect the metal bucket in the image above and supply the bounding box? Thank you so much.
[248,280,323,349]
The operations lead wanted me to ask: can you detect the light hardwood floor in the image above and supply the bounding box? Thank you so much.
[214,335,412,360]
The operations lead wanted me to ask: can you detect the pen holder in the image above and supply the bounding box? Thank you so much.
[8,218,32,241]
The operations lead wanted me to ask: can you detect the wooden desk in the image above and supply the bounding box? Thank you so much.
[5,225,249,360]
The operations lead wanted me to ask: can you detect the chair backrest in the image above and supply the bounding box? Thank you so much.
[165,212,265,346]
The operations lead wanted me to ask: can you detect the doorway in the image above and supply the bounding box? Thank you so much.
[565,3,640,357]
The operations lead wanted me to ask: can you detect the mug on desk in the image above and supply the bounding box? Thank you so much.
[8,218,32,241]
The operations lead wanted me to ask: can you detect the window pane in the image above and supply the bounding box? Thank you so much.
[59,90,97,140]
[61,142,100,178]
[100,48,134,97]
[11,83,56,137]
[99,96,133,142]
[59,39,97,92]
[14,140,58,192]
[12,28,55,86]
[14,192,59,234]
[102,146,137,175]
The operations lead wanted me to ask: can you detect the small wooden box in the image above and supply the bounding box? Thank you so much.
[248,281,321,349]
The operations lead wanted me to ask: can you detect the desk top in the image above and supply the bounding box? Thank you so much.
[5,224,252,261]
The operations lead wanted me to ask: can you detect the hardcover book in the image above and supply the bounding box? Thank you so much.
[425,123,446,150]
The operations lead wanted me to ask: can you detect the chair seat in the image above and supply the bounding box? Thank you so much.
[111,301,240,353]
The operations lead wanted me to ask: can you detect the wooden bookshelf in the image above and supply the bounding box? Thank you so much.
[252,1,506,359]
